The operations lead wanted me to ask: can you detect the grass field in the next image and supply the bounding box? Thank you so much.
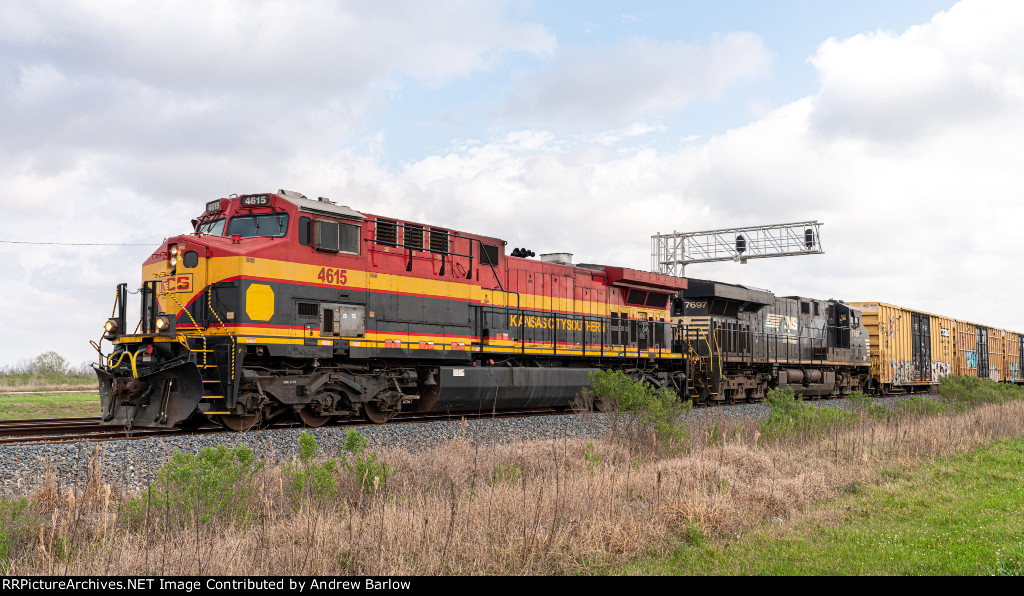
[2,375,1023,575]
[622,436,1024,575]
[0,391,100,420]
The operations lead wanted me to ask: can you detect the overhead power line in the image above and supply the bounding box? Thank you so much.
[0,240,155,246]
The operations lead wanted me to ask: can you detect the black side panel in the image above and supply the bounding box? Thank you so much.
[977,328,989,378]
[432,366,597,411]
[911,312,932,382]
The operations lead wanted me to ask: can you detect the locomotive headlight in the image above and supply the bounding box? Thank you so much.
[170,245,179,256]
[104,318,119,338]
[155,316,169,331]
[170,257,178,267]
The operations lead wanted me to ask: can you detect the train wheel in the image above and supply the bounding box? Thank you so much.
[363,402,395,424]
[298,407,333,428]
[218,413,262,431]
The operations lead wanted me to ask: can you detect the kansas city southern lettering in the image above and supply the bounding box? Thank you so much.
[509,315,605,333]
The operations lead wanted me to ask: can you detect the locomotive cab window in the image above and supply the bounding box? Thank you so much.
[226,213,288,238]
[644,292,668,308]
[626,289,647,306]
[196,218,225,236]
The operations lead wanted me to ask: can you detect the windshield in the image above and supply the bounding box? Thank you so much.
[196,218,225,236]
[226,213,289,238]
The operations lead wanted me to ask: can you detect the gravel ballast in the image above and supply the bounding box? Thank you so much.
[0,393,938,496]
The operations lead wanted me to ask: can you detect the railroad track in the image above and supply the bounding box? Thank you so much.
[0,407,568,446]
[0,392,930,447]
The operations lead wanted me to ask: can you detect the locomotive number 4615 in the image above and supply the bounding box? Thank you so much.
[317,267,348,285]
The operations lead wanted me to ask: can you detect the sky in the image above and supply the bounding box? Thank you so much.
[2,0,1021,368]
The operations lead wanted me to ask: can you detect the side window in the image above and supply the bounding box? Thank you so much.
[481,243,499,265]
[313,219,361,254]
[339,223,360,254]
[299,216,312,246]
[314,220,340,252]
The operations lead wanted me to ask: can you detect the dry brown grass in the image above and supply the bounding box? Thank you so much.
[5,400,1024,575]
[0,384,97,393]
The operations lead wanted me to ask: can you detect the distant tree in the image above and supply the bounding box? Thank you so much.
[31,351,69,376]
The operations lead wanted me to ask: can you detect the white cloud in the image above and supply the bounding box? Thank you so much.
[5,0,1024,369]
[809,0,1024,140]
[503,33,772,125]
[0,0,556,179]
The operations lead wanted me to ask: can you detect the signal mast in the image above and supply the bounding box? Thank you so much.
[651,221,824,276]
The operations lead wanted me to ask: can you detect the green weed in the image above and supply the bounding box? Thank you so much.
[938,375,1024,410]
[584,442,602,471]
[489,463,524,485]
[760,387,858,442]
[895,395,949,417]
[340,430,392,495]
[588,369,692,450]
[125,443,263,527]
[285,432,339,505]
[0,497,40,571]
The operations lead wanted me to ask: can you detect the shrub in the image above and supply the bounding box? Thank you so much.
[895,395,949,417]
[588,369,692,450]
[340,430,392,495]
[939,375,1024,410]
[0,498,40,571]
[760,387,858,441]
[285,432,340,505]
[125,444,263,526]
[847,390,890,420]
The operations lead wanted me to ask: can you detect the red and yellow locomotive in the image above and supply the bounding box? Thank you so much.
[96,190,690,429]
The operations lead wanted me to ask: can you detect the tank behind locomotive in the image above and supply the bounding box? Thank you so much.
[672,278,870,402]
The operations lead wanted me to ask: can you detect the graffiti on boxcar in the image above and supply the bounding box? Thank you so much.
[964,349,977,369]
[880,316,897,350]
[931,360,951,381]
[889,359,915,385]
[990,366,1001,382]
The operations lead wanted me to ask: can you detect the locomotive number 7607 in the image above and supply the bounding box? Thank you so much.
[317,267,348,285]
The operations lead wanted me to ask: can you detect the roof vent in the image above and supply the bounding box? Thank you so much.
[540,252,573,266]
[277,189,307,200]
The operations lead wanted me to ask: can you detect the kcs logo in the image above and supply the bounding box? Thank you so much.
[159,274,193,293]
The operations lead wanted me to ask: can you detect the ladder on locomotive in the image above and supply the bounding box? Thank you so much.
[681,324,719,399]
[166,286,236,416]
